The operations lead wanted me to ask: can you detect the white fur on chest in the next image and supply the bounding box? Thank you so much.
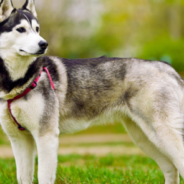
[0,93,45,135]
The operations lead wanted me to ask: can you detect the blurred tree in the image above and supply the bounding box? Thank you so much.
[90,0,151,57]
[137,0,184,71]
[14,0,184,71]
[36,0,103,58]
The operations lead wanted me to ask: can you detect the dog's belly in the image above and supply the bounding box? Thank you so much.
[59,118,92,134]
[59,106,126,134]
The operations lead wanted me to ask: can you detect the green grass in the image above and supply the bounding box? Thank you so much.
[0,124,182,183]
[0,154,183,184]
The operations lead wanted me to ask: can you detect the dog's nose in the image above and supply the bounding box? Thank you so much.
[39,41,48,49]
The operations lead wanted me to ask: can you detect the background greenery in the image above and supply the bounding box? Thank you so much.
[15,0,184,71]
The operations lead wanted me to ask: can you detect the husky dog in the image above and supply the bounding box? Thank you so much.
[0,0,184,184]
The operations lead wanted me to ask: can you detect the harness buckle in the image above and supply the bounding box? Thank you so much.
[18,125,26,131]
[30,81,37,89]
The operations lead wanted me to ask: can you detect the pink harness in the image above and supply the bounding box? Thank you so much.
[7,67,55,131]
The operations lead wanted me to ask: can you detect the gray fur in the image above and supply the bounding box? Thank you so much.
[47,57,183,134]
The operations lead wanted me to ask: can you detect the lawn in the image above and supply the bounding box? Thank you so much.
[0,154,183,184]
[0,124,183,184]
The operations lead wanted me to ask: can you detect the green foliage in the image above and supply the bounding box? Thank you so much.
[138,34,184,71]
[33,0,184,71]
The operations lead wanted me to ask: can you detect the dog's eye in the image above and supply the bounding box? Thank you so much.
[36,27,39,32]
[16,27,26,33]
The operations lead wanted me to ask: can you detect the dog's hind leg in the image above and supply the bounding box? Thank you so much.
[139,121,184,181]
[122,117,179,184]
[8,132,36,184]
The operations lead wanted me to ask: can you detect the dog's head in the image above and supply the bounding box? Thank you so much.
[0,0,48,57]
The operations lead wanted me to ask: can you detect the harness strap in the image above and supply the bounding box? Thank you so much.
[7,67,55,131]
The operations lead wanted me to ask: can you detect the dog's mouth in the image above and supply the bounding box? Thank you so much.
[20,49,46,56]
[36,49,46,55]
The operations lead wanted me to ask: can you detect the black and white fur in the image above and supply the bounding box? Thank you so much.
[0,0,184,184]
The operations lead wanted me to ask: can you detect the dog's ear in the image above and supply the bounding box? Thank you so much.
[0,0,14,22]
[22,0,37,18]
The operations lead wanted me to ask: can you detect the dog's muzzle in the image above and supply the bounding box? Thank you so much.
[37,41,48,54]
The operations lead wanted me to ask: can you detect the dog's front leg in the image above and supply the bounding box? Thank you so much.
[34,129,59,184]
[8,133,36,184]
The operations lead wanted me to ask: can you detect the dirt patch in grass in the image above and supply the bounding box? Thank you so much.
[58,134,144,155]
[0,134,144,158]
[0,146,14,158]
[59,134,132,144]
[58,146,144,156]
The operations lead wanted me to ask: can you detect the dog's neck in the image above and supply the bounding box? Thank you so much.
[0,51,36,81]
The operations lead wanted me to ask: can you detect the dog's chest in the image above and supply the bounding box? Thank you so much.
[0,93,45,134]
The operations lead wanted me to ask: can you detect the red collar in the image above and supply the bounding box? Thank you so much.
[7,67,55,131]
